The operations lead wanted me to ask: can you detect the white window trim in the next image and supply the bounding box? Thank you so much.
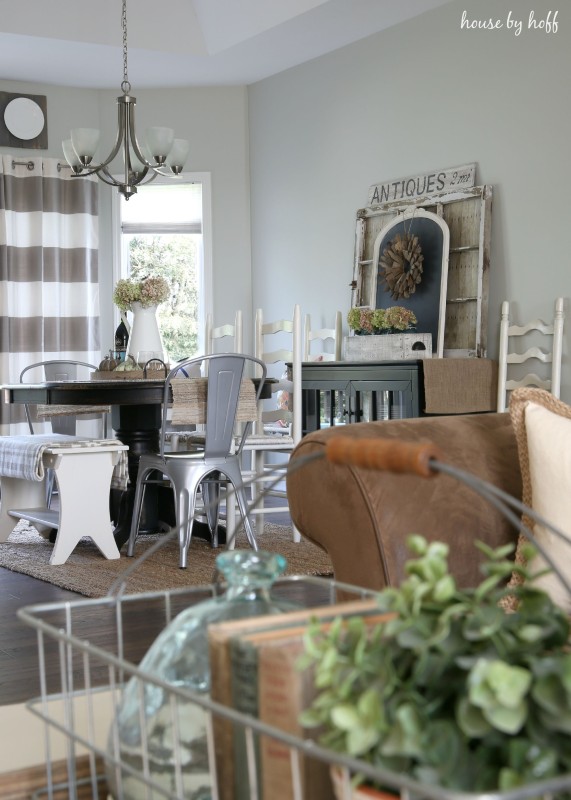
[111,171,213,355]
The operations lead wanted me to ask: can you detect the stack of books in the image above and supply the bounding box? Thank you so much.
[207,597,390,800]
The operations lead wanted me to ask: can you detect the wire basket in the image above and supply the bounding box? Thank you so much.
[16,436,571,800]
[18,576,382,800]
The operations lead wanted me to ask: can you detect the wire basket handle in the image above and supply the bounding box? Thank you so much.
[325,437,442,477]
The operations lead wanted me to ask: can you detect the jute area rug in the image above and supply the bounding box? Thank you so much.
[0,521,333,598]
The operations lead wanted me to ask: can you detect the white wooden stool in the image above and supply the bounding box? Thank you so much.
[0,439,128,565]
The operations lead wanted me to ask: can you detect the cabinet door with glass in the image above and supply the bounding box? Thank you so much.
[300,361,421,435]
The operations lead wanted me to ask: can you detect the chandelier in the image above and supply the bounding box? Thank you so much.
[62,0,189,200]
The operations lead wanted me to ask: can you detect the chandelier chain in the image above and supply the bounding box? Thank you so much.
[121,0,131,94]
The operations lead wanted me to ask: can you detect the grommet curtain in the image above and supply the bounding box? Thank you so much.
[0,155,101,434]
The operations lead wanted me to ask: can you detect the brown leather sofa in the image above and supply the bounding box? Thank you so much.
[286,413,522,591]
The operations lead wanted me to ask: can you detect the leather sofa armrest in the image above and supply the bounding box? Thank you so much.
[286,413,522,591]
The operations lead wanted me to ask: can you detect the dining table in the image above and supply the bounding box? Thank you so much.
[1,375,273,549]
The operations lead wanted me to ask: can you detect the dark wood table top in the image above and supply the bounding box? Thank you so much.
[2,379,168,406]
[2,376,274,406]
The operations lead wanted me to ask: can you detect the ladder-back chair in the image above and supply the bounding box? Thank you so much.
[497,298,564,412]
[303,311,343,362]
[240,305,302,542]
[205,310,243,355]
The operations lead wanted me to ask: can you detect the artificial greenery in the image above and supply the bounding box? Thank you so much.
[299,536,571,794]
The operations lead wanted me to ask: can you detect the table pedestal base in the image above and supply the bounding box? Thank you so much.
[112,404,163,549]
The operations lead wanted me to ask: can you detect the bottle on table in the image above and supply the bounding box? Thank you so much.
[114,319,129,363]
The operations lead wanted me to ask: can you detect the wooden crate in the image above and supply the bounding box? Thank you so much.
[352,185,492,358]
[343,332,432,361]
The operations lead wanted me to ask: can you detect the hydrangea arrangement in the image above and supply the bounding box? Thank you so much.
[347,306,417,335]
[113,275,170,311]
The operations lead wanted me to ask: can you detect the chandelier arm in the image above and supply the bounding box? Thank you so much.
[136,170,160,187]
[66,163,113,178]
[71,97,130,177]
[101,163,149,188]
[100,96,134,171]
[126,105,160,170]
[87,170,122,188]
[121,97,140,184]
[150,166,179,178]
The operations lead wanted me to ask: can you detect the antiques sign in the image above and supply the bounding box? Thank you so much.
[368,163,476,205]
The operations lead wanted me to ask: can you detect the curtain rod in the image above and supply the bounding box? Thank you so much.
[11,159,71,172]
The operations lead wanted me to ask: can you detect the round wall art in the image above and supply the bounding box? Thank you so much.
[0,91,48,149]
[4,97,45,140]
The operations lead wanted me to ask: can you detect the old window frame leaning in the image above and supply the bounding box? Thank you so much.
[351,184,492,358]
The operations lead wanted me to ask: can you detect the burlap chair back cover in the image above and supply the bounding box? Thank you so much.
[170,378,258,426]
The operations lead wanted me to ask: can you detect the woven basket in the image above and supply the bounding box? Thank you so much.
[343,333,432,361]
[91,368,168,381]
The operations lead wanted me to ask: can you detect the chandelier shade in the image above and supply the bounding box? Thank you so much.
[62,0,189,200]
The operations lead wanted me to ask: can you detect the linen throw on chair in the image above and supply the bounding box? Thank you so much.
[0,156,101,434]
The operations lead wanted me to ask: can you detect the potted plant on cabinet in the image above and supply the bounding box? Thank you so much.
[299,536,571,798]
[344,307,432,361]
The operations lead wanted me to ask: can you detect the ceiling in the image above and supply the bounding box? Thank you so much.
[0,0,454,89]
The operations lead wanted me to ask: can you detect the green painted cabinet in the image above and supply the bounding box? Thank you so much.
[300,360,422,435]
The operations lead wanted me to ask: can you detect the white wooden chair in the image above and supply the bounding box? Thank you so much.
[497,297,564,412]
[239,305,302,542]
[303,311,343,361]
[205,310,243,355]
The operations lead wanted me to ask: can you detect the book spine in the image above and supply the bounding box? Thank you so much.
[230,638,262,800]
[208,639,235,800]
[258,639,333,800]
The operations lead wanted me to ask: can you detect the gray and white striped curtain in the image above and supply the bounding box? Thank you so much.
[0,155,101,434]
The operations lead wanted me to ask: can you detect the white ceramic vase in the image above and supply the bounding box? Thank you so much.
[122,302,166,363]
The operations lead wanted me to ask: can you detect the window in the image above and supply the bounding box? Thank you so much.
[114,174,212,361]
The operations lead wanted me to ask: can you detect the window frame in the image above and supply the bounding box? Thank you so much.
[111,171,213,355]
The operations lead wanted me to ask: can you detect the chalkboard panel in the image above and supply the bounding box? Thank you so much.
[373,211,449,357]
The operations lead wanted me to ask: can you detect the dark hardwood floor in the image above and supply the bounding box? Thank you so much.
[1,567,83,705]
[0,504,313,708]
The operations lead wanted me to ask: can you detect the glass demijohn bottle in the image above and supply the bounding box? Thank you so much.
[106,549,298,799]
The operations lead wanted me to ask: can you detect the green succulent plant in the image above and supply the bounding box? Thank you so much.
[299,536,571,794]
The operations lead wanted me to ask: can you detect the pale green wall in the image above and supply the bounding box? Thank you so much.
[0,79,253,354]
[248,0,571,400]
